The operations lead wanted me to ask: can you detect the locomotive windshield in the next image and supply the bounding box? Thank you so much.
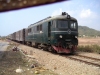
[57,20,68,28]
[70,21,77,29]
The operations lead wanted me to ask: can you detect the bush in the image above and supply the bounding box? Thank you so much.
[77,45,100,53]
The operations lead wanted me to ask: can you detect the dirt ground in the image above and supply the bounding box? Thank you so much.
[18,41,100,75]
[0,40,58,75]
[0,38,100,75]
[78,37,100,46]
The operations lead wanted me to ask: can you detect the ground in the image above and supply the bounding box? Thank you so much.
[0,37,100,75]
[78,37,100,46]
[0,40,58,75]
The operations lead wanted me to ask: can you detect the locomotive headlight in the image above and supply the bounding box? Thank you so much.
[59,35,63,38]
[75,36,78,38]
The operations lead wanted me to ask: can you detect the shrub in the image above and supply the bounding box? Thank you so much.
[77,45,100,53]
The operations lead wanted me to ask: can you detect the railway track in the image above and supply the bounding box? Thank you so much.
[9,40,100,67]
[76,54,100,61]
[64,54,100,67]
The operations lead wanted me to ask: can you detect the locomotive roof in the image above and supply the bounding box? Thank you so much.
[28,15,77,28]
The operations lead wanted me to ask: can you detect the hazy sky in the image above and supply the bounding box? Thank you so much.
[0,0,100,36]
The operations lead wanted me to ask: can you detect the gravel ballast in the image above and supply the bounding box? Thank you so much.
[18,44,100,75]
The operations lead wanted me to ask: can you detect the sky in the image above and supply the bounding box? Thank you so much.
[0,0,100,36]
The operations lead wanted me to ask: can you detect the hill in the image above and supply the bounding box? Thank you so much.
[78,26,100,36]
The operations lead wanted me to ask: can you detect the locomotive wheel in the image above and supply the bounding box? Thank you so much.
[34,45,38,48]
[33,43,39,48]
[52,50,57,53]
[51,46,57,53]
[43,46,48,51]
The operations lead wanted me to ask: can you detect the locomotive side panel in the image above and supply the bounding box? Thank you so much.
[42,22,49,44]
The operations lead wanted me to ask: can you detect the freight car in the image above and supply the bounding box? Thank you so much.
[8,12,78,54]
[15,29,25,44]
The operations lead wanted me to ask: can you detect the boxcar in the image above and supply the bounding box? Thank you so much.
[16,30,20,41]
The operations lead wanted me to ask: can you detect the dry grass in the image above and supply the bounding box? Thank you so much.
[78,37,100,53]
[79,37,100,46]
[0,43,58,75]
[77,45,100,53]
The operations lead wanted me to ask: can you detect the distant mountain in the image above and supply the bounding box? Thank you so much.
[78,26,100,36]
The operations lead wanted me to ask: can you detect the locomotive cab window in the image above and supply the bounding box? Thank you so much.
[57,20,68,28]
[70,21,77,29]
[53,20,56,28]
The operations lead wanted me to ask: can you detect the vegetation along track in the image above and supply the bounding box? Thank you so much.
[64,54,100,67]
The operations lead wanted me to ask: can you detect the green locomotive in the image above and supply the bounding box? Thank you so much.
[25,12,78,54]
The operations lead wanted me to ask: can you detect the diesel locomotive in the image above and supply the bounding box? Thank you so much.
[8,12,78,54]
